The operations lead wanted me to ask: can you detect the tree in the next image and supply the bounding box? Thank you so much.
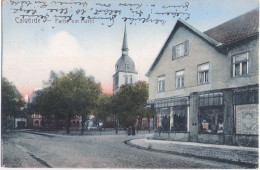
[2,77,24,130]
[95,93,112,127]
[111,81,149,131]
[35,69,101,134]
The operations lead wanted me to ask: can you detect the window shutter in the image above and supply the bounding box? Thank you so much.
[172,46,176,60]
[184,40,189,56]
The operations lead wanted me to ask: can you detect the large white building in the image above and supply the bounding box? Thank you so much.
[113,25,138,93]
[146,9,259,147]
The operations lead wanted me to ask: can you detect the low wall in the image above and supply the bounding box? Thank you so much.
[153,131,258,148]
[233,135,258,147]
[153,131,190,142]
[197,134,224,144]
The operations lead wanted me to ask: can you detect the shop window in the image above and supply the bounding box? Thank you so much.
[233,87,258,105]
[159,108,170,131]
[199,107,224,134]
[198,63,209,84]
[172,40,189,59]
[176,70,184,88]
[199,92,223,107]
[35,120,39,127]
[232,52,248,77]
[172,107,187,131]
[157,75,165,93]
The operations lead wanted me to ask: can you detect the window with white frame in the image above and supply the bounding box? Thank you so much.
[176,43,185,58]
[157,76,165,92]
[176,70,184,88]
[172,40,189,59]
[198,63,209,84]
[232,52,248,77]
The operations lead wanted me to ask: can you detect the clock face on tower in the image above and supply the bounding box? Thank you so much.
[122,51,128,55]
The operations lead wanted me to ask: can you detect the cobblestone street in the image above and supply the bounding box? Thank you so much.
[2,130,252,168]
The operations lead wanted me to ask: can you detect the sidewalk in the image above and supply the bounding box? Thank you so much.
[127,138,258,166]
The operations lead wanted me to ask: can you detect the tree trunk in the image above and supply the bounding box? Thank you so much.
[13,115,16,130]
[153,116,155,130]
[115,117,118,134]
[66,116,71,134]
[81,116,86,135]
[148,117,150,133]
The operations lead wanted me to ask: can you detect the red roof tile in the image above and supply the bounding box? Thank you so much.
[204,9,259,45]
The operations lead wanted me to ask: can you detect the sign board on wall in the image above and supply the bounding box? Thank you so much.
[236,104,258,135]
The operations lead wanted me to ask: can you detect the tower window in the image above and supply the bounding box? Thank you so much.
[124,75,128,84]
[114,75,119,89]
[130,75,133,84]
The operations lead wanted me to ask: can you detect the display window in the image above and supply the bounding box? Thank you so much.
[199,107,224,134]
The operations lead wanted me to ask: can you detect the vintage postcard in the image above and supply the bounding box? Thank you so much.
[1,0,259,168]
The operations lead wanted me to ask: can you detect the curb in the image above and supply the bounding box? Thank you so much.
[22,131,57,138]
[124,139,258,168]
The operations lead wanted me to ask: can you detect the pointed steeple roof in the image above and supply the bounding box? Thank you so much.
[115,24,137,74]
[122,23,128,51]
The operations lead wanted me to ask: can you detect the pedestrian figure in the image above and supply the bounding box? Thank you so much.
[132,126,135,136]
[127,126,132,136]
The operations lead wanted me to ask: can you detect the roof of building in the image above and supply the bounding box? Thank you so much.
[122,24,128,51]
[145,19,222,77]
[146,9,259,77]
[116,55,137,73]
[204,9,259,45]
[115,25,138,74]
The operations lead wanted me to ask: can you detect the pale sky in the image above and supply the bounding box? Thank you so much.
[2,0,259,96]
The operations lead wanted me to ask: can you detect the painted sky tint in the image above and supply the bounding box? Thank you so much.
[2,0,258,97]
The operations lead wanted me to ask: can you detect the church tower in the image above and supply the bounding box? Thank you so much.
[113,24,138,93]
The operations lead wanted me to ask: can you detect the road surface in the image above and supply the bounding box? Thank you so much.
[2,131,250,168]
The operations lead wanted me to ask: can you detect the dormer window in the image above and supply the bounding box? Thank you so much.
[116,65,119,71]
[172,40,189,59]
[125,63,130,70]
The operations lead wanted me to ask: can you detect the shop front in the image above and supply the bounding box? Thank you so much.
[149,85,258,146]
[150,96,190,141]
[196,92,225,144]
[233,85,258,147]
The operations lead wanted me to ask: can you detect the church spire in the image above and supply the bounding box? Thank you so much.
[122,23,128,53]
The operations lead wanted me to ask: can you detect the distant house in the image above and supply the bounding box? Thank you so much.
[146,9,259,147]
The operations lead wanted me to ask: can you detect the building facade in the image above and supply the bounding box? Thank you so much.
[113,25,138,93]
[146,9,259,147]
